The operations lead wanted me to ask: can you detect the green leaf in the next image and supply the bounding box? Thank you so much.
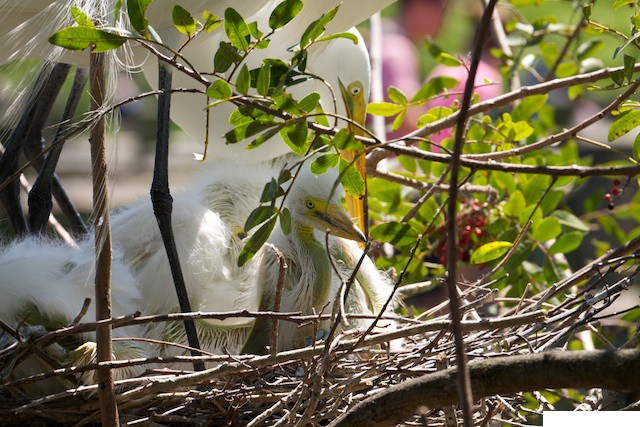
[238,216,277,266]
[613,32,640,59]
[315,31,359,44]
[202,11,221,32]
[224,8,250,51]
[333,129,363,150]
[533,217,561,241]
[236,64,250,95]
[172,5,197,37]
[225,122,278,144]
[300,5,339,47]
[127,0,152,37]
[367,102,405,117]
[425,40,461,66]
[633,133,640,161]
[280,120,309,154]
[246,125,283,150]
[114,0,123,23]
[551,210,590,232]
[257,63,271,96]
[70,7,95,28]
[48,27,127,53]
[269,0,304,30]
[245,205,275,232]
[470,241,513,264]
[411,76,458,103]
[608,110,640,142]
[310,154,339,174]
[370,221,419,246]
[280,208,292,235]
[511,94,548,121]
[339,158,365,198]
[206,78,233,99]
[582,4,592,19]
[417,106,453,127]
[260,178,285,203]
[614,0,635,10]
[214,41,242,73]
[548,231,583,254]
[503,190,526,218]
[388,86,408,105]
[392,109,407,131]
[298,93,320,113]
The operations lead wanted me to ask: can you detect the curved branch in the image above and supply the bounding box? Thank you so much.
[331,349,640,427]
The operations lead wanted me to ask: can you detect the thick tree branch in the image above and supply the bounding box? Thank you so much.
[331,350,640,427]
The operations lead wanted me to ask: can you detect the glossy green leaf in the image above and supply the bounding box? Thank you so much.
[512,94,548,121]
[70,7,95,28]
[214,41,242,73]
[172,5,197,37]
[280,207,292,235]
[366,102,405,117]
[280,120,309,154]
[202,11,221,32]
[370,221,419,246]
[246,125,283,150]
[127,0,152,36]
[310,154,339,174]
[333,129,363,150]
[315,31,359,44]
[298,93,320,113]
[224,8,250,51]
[388,86,408,105]
[551,210,590,232]
[238,216,277,266]
[533,217,561,241]
[257,63,271,96]
[269,0,303,29]
[548,231,583,254]
[48,27,127,53]
[206,78,233,99]
[633,133,640,161]
[236,64,250,95]
[470,241,513,264]
[300,4,339,47]
[339,158,365,198]
[608,110,640,141]
[225,121,278,144]
[244,205,275,232]
[260,178,285,203]
[411,76,457,103]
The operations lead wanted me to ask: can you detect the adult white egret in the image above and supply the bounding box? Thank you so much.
[0,238,148,394]
[0,0,395,369]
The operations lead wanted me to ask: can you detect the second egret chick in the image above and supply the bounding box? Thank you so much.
[243,162,395,353]
[0,237,148,395]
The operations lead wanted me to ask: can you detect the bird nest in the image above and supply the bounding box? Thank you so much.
[1,239,639,426]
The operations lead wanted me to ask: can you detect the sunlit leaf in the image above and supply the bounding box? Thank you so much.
[49,27,127,53]
[269,0,303,30]
[470,241,513,264]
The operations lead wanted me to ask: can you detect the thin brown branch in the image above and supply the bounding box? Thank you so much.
[89,51,118,427]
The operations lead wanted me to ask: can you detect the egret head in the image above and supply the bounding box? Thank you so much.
[285,166,366,243]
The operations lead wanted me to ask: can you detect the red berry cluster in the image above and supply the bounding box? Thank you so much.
[433,199,491,265]
[604,179,622,210]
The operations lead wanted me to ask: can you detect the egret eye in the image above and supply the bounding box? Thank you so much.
[351,87,361,95]
[305,200,315,209]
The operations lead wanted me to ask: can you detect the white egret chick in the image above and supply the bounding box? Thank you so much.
[243,162,395,353]
[0,238,148,394]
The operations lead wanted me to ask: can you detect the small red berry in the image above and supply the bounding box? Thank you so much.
[612,188,621,196]
[604,193,612,201]
[613,179,620,186]
[474,227,483,237]
[608,202,615,211]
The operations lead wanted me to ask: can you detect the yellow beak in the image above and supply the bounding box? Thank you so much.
[315,204,366,243]
[338,79,367,244]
